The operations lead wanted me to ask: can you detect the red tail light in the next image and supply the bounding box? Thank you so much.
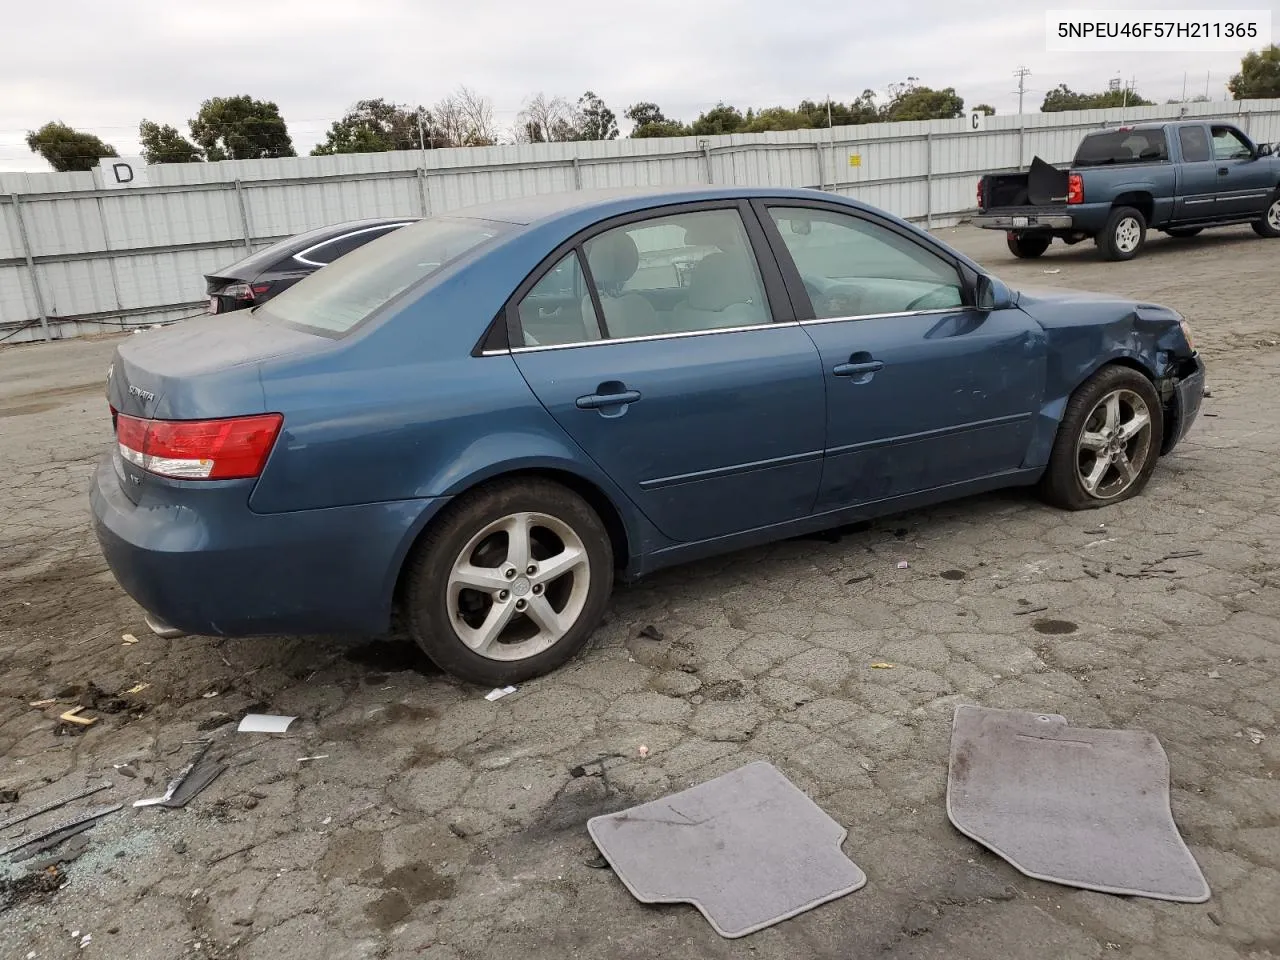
[976,179,984,209]
[116,413,283,480]
[1067,173,1084,205]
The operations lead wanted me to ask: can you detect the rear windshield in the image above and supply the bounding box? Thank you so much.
[257,216,512,335]
[1073,130,1169,167]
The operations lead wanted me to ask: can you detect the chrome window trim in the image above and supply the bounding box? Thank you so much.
[799,305,974,327]
[481,304,974,356]
[292,222,416,268]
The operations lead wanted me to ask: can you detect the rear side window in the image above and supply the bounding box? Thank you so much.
[258,217,511,335]
[1073,130,1168,166]
[1178,126,1211,163]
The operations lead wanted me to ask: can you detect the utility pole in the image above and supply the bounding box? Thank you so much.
[1013,66,1032,115]
[417,107,428,168]
[1205,71,1211,99]
[1182,72,1188,102]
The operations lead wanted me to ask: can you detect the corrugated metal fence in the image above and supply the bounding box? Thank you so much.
[2,98,1278,345]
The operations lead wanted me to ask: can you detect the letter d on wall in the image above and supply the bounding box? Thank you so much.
[98,156,150,189]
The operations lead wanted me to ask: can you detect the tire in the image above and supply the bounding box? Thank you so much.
[1006,232,1050,259]
[1252,191,1280,238]
[1095,206,1147,261]
[1166,227,1203,238]
[1038,365,1164,511]
[402,477,614,686]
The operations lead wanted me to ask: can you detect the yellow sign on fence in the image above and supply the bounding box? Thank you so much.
[847,153,862,167]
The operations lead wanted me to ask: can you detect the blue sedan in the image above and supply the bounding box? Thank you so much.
[91,186,1205,685]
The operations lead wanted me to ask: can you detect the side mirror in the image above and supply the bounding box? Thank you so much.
[1257,142,1274,158]
[975,274,1013,311]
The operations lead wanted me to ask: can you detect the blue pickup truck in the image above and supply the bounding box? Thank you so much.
[974,119,1280,261]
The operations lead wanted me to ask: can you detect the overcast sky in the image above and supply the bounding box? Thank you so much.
[1,0,1272,171]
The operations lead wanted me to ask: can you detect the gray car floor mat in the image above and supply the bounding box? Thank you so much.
[946,704,1210,903]
[587,760,867,938]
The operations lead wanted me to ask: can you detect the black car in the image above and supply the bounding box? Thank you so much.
[204,217,418,314]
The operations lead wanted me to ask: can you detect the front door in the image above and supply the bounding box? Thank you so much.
[510,204,826,544]
[1210,125,1275,218]
[754,201,1047,512]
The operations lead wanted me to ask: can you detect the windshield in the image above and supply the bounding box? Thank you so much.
[1073,130,1169,167]
[257,216,513,335]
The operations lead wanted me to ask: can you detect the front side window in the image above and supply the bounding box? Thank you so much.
[766,207,964,319]
[258,216,510,335]
[1211,126,1253,161]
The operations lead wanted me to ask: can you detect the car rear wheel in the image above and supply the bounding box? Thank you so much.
[403,478,614,685]
[1252,192,1280,238]
[1006,233,1051,259]
[1038,365,1164,511]
[1166,227,1203,238]
[1096,206,1147,261]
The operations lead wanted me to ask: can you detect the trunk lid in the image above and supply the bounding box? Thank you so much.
[106,313,329,503]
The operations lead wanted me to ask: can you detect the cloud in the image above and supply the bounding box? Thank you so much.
[0,0,1258,170]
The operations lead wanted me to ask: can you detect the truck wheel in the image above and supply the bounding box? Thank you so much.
[1167,227,1203,238]
[1006,233,1050,259]
[1038,364,1164,511]
[1096,206,1147,261]
[1252,191,1280,238]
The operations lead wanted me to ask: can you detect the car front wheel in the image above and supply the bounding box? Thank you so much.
[1038,365,1164,511]
[1252,191,1280,238]
[403,478,614,685]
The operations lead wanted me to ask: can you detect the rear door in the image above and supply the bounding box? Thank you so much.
[509,201,826,544]
[1173,124,1219,222]
[753,200,1047,512]
[1210,125,1275,217]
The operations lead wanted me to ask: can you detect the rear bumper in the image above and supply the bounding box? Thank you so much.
[1161,354,1206,454]
[89,454,446,637]
[973,213,1074,230]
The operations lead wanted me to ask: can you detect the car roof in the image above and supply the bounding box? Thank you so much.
[440,185,866,227]
[208,216,420,279]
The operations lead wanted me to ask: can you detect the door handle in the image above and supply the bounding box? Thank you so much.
[1218,167,1229,175]
[833,360,885,377]
[576,388,642,410]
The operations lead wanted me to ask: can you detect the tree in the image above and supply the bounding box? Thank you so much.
[742,107,811,133]
[881,80,965,121]
[689,103,746,136]
[189,95,295,161]
[973,103,996,115]
[797,93,880,128]
[311,98,433,155]
[1229,44,1280,99]
[576,91,618,140]
[25,121,118,172]
[516,93,579,143]
[1040,83,1153,112]
[433,86,497,147]
[139,120,202,163]
[625,102,689,137]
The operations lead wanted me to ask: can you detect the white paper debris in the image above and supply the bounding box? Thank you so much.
[121,633,139,644]
[484,686,518,702]
[896,561,909,569]
[237,714,296,734]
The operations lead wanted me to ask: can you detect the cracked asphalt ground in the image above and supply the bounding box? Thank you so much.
[2,225,1278,960]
